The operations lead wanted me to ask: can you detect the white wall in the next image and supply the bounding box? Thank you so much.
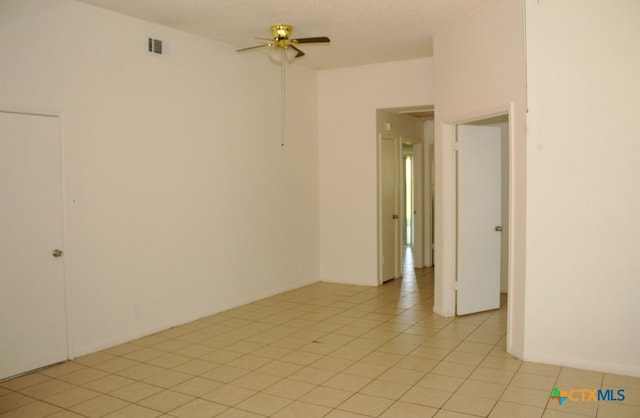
[318,59,433,285]
[0,0,320,357]
[525,0,640,377]
[433,0,527,355]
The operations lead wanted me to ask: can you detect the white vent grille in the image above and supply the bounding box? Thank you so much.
[147,37,164,55]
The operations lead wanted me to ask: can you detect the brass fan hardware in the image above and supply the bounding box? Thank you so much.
[236,24,330,59]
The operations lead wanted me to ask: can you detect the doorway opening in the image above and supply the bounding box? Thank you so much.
[434,106,513,350]
[376,106,434,285]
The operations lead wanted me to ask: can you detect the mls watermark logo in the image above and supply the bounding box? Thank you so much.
[550,386,625,405]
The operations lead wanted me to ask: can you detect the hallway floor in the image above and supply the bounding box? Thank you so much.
[1,256,638,417]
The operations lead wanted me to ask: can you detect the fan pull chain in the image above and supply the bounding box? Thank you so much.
[281,49,286,149]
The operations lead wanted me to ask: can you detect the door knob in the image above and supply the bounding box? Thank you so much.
[52,249,64,258]
[495,226,503,232]
[392,214,399,220]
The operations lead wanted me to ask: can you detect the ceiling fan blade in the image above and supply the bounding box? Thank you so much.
[236,44,270,52]
[293,36,330,44]
[290,45,305,58]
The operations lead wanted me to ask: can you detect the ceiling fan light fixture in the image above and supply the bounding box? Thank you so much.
[269,46,297,63]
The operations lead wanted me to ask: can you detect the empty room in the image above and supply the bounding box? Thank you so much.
[1,0,639,417]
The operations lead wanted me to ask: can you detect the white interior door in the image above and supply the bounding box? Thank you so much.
[456,124,502,315]
[0,111,67,380]
[380,136,399,283]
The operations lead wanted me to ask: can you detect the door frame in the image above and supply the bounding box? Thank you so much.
[434,103,516,352]
[0,104,71,366]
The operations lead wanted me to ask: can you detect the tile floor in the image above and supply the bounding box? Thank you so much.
[1,251,639,418]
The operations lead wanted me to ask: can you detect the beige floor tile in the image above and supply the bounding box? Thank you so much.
[455,379,506,399]
[434,409,482,417]
[43,386,101,408]
[255,360,302,378]
[39,362,87,379]
[1,373,50,391]
[56,367,110,386]
[92,357,140,373]
[170,376,223,397]
[401,386,452,408]
[443,350,485,366]
[228,354,272,371]
[0,400,61,418]
[511,372,557,391]
[288,366,336,385]
[104,343,140,357]
[542,410,595,418]
[108,381,163,403]
[343,361,389,379]
[337,393,394,416]
[20,379,75,399]
[83,374,134,393]
[501,386,551,408]
[122,347,164,362]
[231,371,281,391]
[360,379,410,400]
[201,384,256,406]
[322,372,371,392]
[201,365,250,383]
[468,366,516,384]
[325,409,370,418]
[272,400,332,418]
[48,411,86,418]
[380,401,438,418]
[168,398,228,418]
[519,362,562,378]
[142,369,192,389]
[300,386,354,408]
[235,392,291,416]
[417,373,466,392]
[431,362,476,379]
[263,378,316,400]
[443,393,498,416]
[597,402,640,418]
[137,390,194,413]
[0,392,36,414]
[395,355,438,373]
[102,404,161,418]
[74,351,117,367]
[146,353,191,369]
[70,394,129,418]
[602,373,640,390]
[312,356,354,373]
[171,358,219,376]
[6,274,636,418]
[489,400,544,418]
[116,363,165,380]
[378,366,425,385]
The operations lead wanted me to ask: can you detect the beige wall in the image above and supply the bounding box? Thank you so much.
[318,59,433,285]
[525,0,640,376]
[0,0,320,357]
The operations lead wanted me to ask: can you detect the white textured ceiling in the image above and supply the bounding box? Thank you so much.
[74,0,489,70]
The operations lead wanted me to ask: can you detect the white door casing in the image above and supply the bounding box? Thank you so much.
[0,111,68,380]
[456,124,502,315]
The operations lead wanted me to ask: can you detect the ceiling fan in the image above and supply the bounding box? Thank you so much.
[237,25,330,149]
[236,24,330,60]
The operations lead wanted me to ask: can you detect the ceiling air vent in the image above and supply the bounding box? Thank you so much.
[147,37,164,55]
